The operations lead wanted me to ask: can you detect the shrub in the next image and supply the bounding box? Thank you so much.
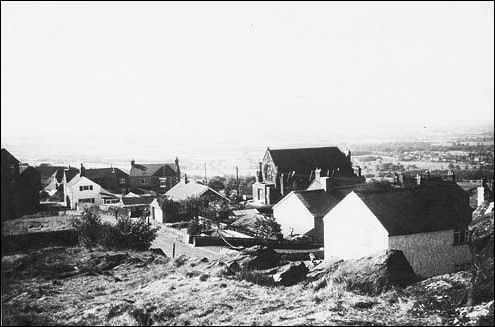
[102,216,159,251]
[72,206,159,251]
[187,220,202,235]
[72,206,103,248]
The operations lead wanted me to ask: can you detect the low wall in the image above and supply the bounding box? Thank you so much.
[192,236,323,249]
[2,229,78,255]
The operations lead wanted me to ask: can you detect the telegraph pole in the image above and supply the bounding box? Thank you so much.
[236,166,239,200]
[204,163,207,184]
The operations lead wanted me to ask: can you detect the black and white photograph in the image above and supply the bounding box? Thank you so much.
[1,1,494,325]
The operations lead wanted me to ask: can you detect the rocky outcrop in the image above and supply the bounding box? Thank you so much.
[273,262,309,286]
[467,204,494,306]
[316,250,417,295]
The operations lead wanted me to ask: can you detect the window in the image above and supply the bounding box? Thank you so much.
[10,164,16,176]
[454,263,472,272]
[141,178,147,184]
[104,198,120,204]
[257,189,263,201]
[79,185,93,191]
[159,177,168,188]
[178,206,187,214]
[120,178,126,185]
[453,227,469,245]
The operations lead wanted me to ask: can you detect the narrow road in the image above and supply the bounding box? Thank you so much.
[151,227,223,261]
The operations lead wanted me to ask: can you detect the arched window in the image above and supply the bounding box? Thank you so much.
[264,164,274,182]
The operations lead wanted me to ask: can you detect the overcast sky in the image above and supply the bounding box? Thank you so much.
[1,1,494,159]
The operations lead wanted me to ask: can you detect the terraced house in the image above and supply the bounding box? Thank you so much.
[129,158,180,195]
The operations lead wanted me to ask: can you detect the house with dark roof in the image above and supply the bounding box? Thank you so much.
[84,166,130,195]
[273,189,342,242]
[322,182,473,277]
[129,158,180,194]
[252,146,362,205]
[1,148,41,219]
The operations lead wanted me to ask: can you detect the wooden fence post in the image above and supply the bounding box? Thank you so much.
[172,243,176,258]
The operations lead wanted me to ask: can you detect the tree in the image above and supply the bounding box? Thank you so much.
[208,176,226,192]
[252,216,282,239]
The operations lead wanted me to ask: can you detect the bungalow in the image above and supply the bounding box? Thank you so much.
[120,196,156,218]
[322,182,473,278]
[273,189,342,242]
[163,181,229,222]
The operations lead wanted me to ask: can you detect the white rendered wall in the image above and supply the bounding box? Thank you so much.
[323,191,389,260]
[273,192,315,238]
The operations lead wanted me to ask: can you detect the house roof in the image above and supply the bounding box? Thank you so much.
[165,181,229,202]
[122,196,155,206]
[1,148,20,164]
[292,189,342,217]
[267,146,355,176]
[130,163,177,177]
[35,166,79,184]
[65,168,80,183]
[85,167,129,179]
[354,182,473,236]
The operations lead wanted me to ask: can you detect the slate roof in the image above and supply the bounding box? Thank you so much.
[1,148,20,164]
[267,146,355,176]
[355,182,473,236]
[130,163,177,177]
[85,168,129,179]
[165,181,229,202]
[292,189,342,217]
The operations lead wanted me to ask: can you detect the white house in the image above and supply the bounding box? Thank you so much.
[322,182,473,278]
[66,175,119,210]
[273,189,341,242]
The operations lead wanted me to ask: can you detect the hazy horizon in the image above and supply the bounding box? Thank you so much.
[1,1,494,168]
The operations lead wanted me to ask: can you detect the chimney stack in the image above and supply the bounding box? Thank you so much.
[314,168,321,180]
[184,173,189,184]
[80,163,86,177]
[258,162,263,182]
[131,159,135,167]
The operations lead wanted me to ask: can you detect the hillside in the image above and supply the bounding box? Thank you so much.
[2,246,492,326]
